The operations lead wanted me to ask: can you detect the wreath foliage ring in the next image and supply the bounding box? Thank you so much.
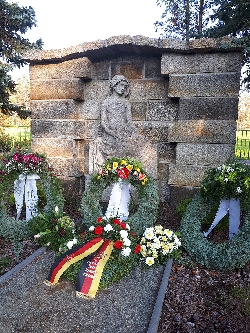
[180,194,250,270]
[80,157,159,236]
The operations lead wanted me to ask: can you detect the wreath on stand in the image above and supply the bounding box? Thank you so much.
[80,157,159,236]
[0,151,64,254]
[180,161,250,270]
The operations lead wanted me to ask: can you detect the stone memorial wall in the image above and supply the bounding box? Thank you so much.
[24,35,243,205]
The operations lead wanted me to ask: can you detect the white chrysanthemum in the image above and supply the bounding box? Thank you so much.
[121,247,131,257]
[120,230,128,239]
[145,257,154,266]
[144,227,155,240]
[224,178,228,182]
[164,229,173,237]
[66,238,77,249]
[104,224,113,232]
[89,226,95,231]
[126,224,130,230]
[154,225,163,234]
[123,238,131,246]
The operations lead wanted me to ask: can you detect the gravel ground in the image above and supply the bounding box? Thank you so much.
[1,202,250,333]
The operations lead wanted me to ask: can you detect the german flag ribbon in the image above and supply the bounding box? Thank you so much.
[76,239,114,299]
[44,237,104,285]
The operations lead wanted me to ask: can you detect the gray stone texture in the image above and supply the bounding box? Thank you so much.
[178,97,239,120]
[169,185,200,207]
[147,100,178,121]
[30,79,84,100]
[32,120,85,139]
[47,157,84,177]
[24,36,242,203]
[168,164,210,186]
[30,100,80,120]
[161,52,242,75]
[176,143,235,165]
[168,73,241,97]
[29,58,92,80]
[168,120,237,144]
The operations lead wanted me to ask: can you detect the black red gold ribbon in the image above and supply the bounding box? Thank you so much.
[44,237,114,298]
[76,239,113,298]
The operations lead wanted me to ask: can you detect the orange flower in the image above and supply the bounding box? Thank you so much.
[138,173,146,181]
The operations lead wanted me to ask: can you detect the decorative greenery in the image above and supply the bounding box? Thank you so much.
[80,157,159,236]
[0,130,12,153]
[180,194,250,270]
[29,206,76,253]
[0,150,65,255]
[200,161,250,210]
[139,225,182,267]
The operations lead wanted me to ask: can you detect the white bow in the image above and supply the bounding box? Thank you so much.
[14,174,40,221]
[203,198,240,239]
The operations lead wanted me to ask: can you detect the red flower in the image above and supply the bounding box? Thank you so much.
[96,217,102,223]
[131,231,136,237]
[117,167,130,179]
[113,218,121,225]
[94,226,103,235]
[134,244,141,254]
[120,222,127,230]
[114,240,123,250]
[138,173,146,180]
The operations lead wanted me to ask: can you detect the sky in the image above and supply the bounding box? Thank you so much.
[10,0,163,79]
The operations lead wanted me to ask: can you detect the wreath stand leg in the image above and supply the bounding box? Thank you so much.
[204,198,240,239]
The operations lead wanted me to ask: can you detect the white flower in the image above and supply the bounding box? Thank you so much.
[164,229,173,237]
[55,206,59,213]
[146,257,155,266]
[104,224,113,232]
[236,187,242,194]
[34,234,40,239]
[120,230,128,239]
[224,178,228,182]
[123,238,131,246]
[121,247,131,257]
[144,227,155,240]
[89,226,95,231]
[125,224,130,230]
[66,238,77,249]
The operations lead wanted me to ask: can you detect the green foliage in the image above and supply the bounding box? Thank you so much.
[80,157,159,236]
[29,209,76,252]
[230,286,250,315]
[200,161,250,210]
[0,256,12,274]
[0,130,12,153]
[155,0,214,41]
[0,0,43,118]
[180,194,250,270]
[176,198,192,218]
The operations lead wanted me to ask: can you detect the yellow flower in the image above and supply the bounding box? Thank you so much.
[121,159,127,165]
[142,181,146,186]
[106,164,111,171]
[97,175,101,179]
[126,164,133,171]
[113,162,118,169]
[136,167,141,173]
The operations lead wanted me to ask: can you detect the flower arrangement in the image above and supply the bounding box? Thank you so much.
[0,150,54,177]
[200,161,250,209]
[139,225,181,267]
[29,206,76,253]
[82,216,141,258]
[81,157,159,235]
[93,156,149,187]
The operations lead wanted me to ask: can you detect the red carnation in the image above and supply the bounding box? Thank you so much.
[113,219,121,225]
[94,226,103,235]
[134,244,141,254]
[117,167,130,179]
[96,217,102,223]
[120,222,127,230]
[114,240,123,250]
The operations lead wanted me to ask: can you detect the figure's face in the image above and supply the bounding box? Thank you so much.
[113,80,128,96]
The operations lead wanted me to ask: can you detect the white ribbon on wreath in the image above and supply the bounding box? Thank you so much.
[203,198,240,239]
[105,178,130,221]
[14,174,40,221]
